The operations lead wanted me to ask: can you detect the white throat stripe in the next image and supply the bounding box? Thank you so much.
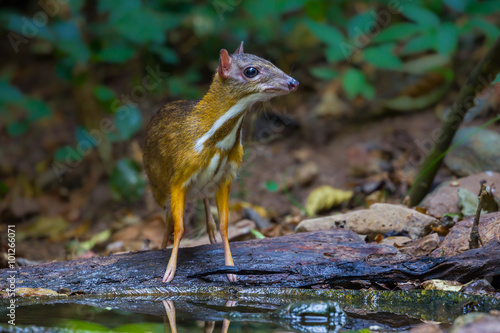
[194,93,264,153]
[216,116,244,150]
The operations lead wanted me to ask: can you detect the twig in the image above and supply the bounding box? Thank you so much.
[408,37,500,207]
[469,181,486,249]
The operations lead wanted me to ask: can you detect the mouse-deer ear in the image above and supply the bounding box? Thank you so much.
[234,41,244,54]
[218,49,232,79]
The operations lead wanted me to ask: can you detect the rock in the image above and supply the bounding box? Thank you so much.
[444,127,500,176]
[451,312,500,333]
[460,279,497,296]
[429,212,500,257]
[420,171,500,217]
[397,233,440,257]
[296,203,439,239]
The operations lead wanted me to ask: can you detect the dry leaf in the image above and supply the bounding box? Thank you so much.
[421,279,462,292]
[305,185,353,217]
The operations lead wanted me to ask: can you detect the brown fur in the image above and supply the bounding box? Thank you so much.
[142,44,298,283]
[144,53,294,207]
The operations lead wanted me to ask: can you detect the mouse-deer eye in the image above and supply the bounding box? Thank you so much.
[243,67,259,78]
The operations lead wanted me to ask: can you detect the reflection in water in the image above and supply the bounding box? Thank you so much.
[162,299,233,333]
[2,289,499,332]
[162,299,346,333]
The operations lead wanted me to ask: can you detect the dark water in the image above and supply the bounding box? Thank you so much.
[1,290,499,332]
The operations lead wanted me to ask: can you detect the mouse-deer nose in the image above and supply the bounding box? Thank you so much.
[288,78,299,91]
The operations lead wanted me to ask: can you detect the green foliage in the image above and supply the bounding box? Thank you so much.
[363,44,402,69]
[305,19,344,46]
[0,78,52,137]
[265,180,279,192]
[373,23,420,43]
[109,105,143,142]
[304,0,500,100]
[109,158,146,201]
[250,229,266,239]
[437,23,458,55]
[493,73,500,84]
[342,68,374,100]
[310,67,339,80]
[400,5,440,28]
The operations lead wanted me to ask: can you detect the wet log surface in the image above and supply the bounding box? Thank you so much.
[1,229,499,295]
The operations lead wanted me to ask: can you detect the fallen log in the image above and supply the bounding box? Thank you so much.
[1,229,499,295]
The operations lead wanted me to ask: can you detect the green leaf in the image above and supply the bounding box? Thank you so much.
[110,158,146,201]
[109,104,142,141]
[373,23,421,43]
[66,0,85,13]
[97,0,141,22]
[151,45,179,64]
[326,44,348,62]
[401,5,440,28]
[265,180,279,192]
[466,0,500,14]
[250,229,266,239]
[493,73,500,84]
[305,19,344,46]
[52,21,90,63]
[361,84,375,100]
[93,85,116,102]
[113,10,181,44]
[24,99,52,122]
[75,126,98,148]
[347,11,375,40]
[0,78,23,104]
[363,44,402,70]
[7,121,28,137]
[444,0,467,12]
[54,146,84,163]
[309,67,338,80]
[468,17,500,41]
[402,32,437,55]
[6,13,55,42]
[342,68,374,100]
[436,23,458,55]
[95,45,136,63]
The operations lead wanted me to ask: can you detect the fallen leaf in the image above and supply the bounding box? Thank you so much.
[18,216,70,241]
[15,287,63,297]
[305,185,353,217]
[421,279,462,292]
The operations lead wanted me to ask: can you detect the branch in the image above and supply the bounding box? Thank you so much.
[408,37,500,206]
